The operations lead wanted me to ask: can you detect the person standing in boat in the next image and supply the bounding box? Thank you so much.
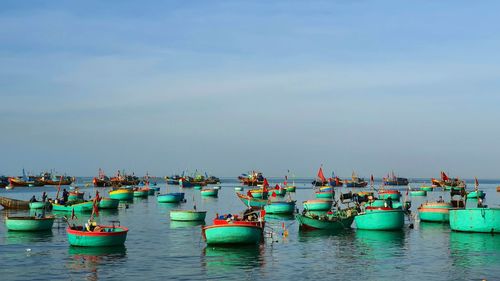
[30,195,37,203]
[42,192,47,202]
[62,189,69,204]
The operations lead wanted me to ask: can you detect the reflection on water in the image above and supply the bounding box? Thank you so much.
[418,221,450,233]
[67,246,127,281]
[265,214,295,221]
[298,228,354,242]
[170,220,205,229]
[5,230,54,244]
[355,230,405,260]
[202,244,265,274]
[450,232,500,267]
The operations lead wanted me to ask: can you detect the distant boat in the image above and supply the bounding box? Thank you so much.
[67,224,129,247]
[383,172,409,186]
[39,172,73,185]
[238,171,264,186]
[0,176,9,188]
[264,201,296,215]
[344,171,368,188]
[431,171,466,188]
[109,189,134,200]
[93,169,111,187]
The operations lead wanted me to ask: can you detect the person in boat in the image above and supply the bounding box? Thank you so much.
[62,189,69,203]
[30,195,37,203]
[477,198,484,208]
[384,198,393,208]
[42,192,47,202]
[437,196,444,203]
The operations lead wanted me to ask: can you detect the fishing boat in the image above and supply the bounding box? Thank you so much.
[467,190,486,199]
[236,193,268,208]
[268,185,286,197]
[366,199,404,209]
[410,190,427,196]
[165,175,181,185]
[312,166,329,187]
[201,188,219,197]
[6,216,55,231]
[431,171,466,188]
[52,201,93,212]
[98,198,119,209]
[203,224,263,245]
[0,196,30,210]
[39,172,73,185]
[67,223,129,247]
[157,193,184,203]
[418,202,454,222]
[8,176,44,187]
[344,171,368,187]
[133,187,149,197]
[497,186,500,192]
[264,201,296,215]
[0,176,9,188]
[449,208,499,233]
[383,172,409,186]
[179,178,195,188]
[296,208,358,230]
[170,210,207,221]
[109,189,134,200]
[238,171,265,186]
[354,206,405,230]
[303,199,333,212]
[378,190,401,200]
[249,188,267,199]
[29,201,51,209]
[328,175,343,187]
[68,190,85,201]
[109,171,140,187]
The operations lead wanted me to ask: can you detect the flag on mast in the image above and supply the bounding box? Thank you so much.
[317,166,326,182]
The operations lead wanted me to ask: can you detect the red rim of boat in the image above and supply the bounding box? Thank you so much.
[66,226,129,236]
[379,190,400,194]
[365,206,397,211]
[203,224,263,230]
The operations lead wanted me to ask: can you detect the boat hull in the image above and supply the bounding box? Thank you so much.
[264,201,296,214]
[133,190,148,197]
[449,208,499,233]
[410,190,427,196]
[67,226,128,247]
[315,191,334,199]
[203,225,262,245]
[378,191,401,201]
[237,193,268,208]
[201,189,219,197]
[170,210,207,221]
[418,202,453,222]
[286,186,296,192]
[98,198,119,209]
[157,193,183,203]
[297,214,355,230]
[6,216,55,231]
[52,202,93,212]
[109,189,134,200]
[355,209,405,230]
[303,200,333,211]
[467,190,485,199]
[29,202,50,209]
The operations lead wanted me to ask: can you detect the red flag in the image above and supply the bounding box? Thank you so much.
[260,209,266,218]
[441,171,449,181]
[317,167,327,182]
[272,191,277,197]
[247,190,253,198]
[335,177,340,185]
[263,178,269,188]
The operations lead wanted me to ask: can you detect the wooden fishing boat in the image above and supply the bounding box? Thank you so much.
[410,190,427,196]
[378,190,401,200]
[418,202,453,222]
[268,187,286,197]
[315,190,334,199]
[236,193,268,208]
[0,196,30,210]
[67,224,129,247]
[344,171,368,187]
[157,193,184,203]
[6,216,55,231]
[39,172,73,185]
[52,201,93,212]
[98,198,119,209]
[303,199,333,212]
[68,191,85,201]
[170,210,207,221]
[467,190,486,199]
[249,189,267,199]
[148,188,156,195]
[383,173,409,186]
[202,224,263,245]
[179,178,196,188]
[8,177,44,187]
[133,187,149,197]
[296,208,357,230]
[285,185,296,192]
[449,208,499,233]
[432,172,466,188]
[29,201,51,209]
[201,188,219,197]
[264,201,296,215]
[239,171,265,186]
[354,206,405,230]
[109,189,134,200]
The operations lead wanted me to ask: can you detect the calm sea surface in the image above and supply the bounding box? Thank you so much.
[1,178,499,281]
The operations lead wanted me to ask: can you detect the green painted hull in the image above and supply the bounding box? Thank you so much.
[133,190,148,197]
[420,186,433,191]
[204,225,262,245]
[29,202,50,209]
[250,191,265,199]
[449,208,499,233]
[67,227,128,247]
[296,214,355,230]
[170,210,207,221]
[98,198,119,209]
[264,201,295,214]
[467,191,485,199]
[420,211,449,222]
[355,209,405,230]
[109,190,134,200]
[68,194,84,201]
[303,200,333,211]
[234,187,244,191]
[148,189,155,195]
[286,186,296,192]
[157,194,182,203]
[194,186,202,190]
[268,189,286,197]
[237,194,268,208]
[418,202,452,222]
[378,192,401,201]
[315,192,334,199]
[367,200,402,209]
[410,190,427,196]
[52,201,93,212]
[6,217,55,231]
[201,190,218,197]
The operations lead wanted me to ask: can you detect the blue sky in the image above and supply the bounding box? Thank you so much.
[1,1,499,178]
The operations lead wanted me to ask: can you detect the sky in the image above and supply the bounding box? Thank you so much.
[1,1,500,178]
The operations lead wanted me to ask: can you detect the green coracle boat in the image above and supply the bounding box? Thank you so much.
[133,189,149,198]
[194,185,202,190]
[420,186,433,191]
[303,200,333,212]
[52,201,93,212]
[109,189,134,201]
[366,199,403,209]
[170,210,207,221]
[202,224,262,245]
[355,207,405,230]
[378,190,401,201]
[315,191,334,199]
[237,193,268,208]
[410,190,427,196]
[157,193,182,203]
[98,198,119,209]
[296,208,357,230]
[264,201,296,215]
[234,187,244,191]
[6,216,55,231]
[418,202,453,222]
[68,191,85,201]
[66,225,129,247]
[29,201,50,209]
[170,220,205,228]
[466,190,486,199]
[201,189,219,197]
[449,208,499,233]
[286,185,296,192]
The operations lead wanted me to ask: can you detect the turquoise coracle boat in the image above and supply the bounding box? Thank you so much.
[315,191,334,199]
[52,201,93,212]
[410,190,427,196]
[303,200,333,212]
[67,225,129,247]
[109,189,134,201]
[6,216,55,231]
[98,198,119,209]
[296,208,357,230]
[157,193,184,203]
[264,201,296,214]
[29,202,50,209]
[418,202,453,222]
[378,190,401,201]
[170,210,207,221]
[355,207,405,230]
[236,193,268,208]
[201,189,219,197]
[133,188,149,198]
[202,224,262,245]
[449,208,499,233]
